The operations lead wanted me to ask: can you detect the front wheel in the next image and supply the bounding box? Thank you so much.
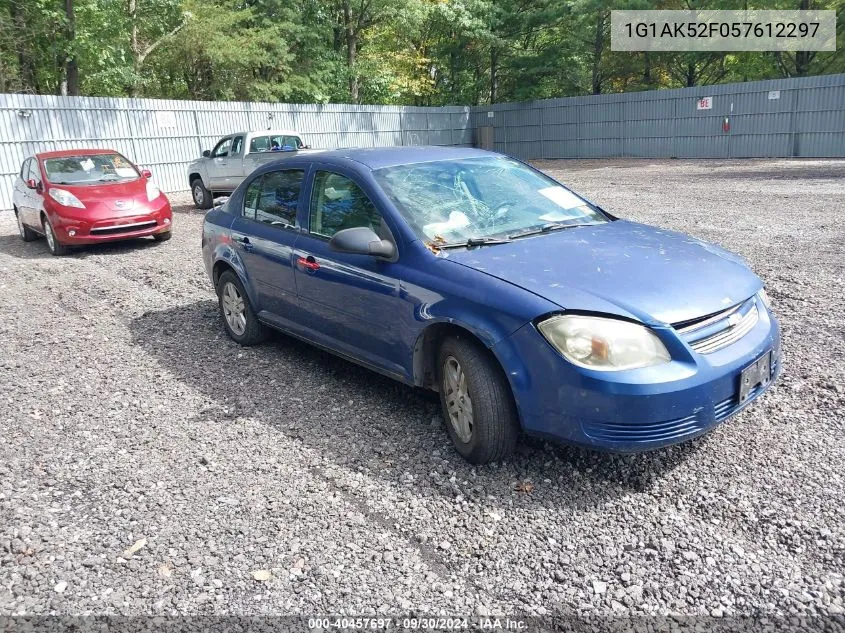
[43,216,70,256]
[216,270,268,346]
[153,230,172,242]
[437,336,520,464]
[15,209,37,242]
[191,179,213,210]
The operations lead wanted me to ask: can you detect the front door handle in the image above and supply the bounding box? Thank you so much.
[296,255,320,271]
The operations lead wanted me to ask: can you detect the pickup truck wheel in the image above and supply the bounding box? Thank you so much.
[437,336,520,464]
[216,270,268,346]
[191,179,213,210]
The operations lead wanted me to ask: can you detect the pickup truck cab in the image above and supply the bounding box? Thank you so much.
[188,130,312,208]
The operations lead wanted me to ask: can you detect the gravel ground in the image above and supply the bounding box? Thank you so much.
[1,158,843,621]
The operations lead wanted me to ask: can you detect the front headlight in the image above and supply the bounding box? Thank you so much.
[146,181,161,202]
[538,314,671,371]
[48,188,85,209]
[758,288,772,310]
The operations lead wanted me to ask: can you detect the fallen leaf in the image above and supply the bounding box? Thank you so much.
[514,481,535,494]
[123,538,147,557]
[252,569,272,581]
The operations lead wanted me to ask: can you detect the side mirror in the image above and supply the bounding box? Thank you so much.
[26,178,37,190]
[302,144,311,150]
[329,227,396,259]
[202,150,211,158]
[141,169,152,179]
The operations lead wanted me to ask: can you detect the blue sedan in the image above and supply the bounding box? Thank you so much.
[201,147,780,463]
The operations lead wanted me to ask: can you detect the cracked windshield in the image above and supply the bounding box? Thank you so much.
[374,156,608,245]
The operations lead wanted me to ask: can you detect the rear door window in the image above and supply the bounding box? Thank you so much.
[249,136,270,153]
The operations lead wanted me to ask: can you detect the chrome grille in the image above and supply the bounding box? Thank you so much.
[90,220,157,235]
[690,305,759,354]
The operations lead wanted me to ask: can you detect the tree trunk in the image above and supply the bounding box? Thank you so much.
[64,0,79,95]
[489,47,498,104]
[343,1,359,103]
[129,0,139,96]
[591,12,605,94]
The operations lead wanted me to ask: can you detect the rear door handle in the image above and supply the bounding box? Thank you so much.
[296,255,320,271]
[232,234,254,251]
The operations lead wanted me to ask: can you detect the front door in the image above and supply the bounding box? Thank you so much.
[230,167,305,328]
[207,137,233,191]
[292,168,405,376]
[217,135,244,191]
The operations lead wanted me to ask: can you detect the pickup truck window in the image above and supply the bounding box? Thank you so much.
[231,136,244,157]
[249,134,303,153]
[243,169,304,227]
[309,171,382,238]
[212,137,232,158]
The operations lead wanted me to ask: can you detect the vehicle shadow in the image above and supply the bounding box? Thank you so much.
[0,233,160,260]
[128,300,705,510]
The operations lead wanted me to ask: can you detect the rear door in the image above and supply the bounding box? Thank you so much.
[291,166,405,376]
[229,167,307,327]
[206,137,233,191]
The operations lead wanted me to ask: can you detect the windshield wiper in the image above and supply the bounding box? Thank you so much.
[436,236,512,249]
[508,222,596,239]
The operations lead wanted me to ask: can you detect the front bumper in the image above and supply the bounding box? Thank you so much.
[52,197,172,245]
[492,298,781,452]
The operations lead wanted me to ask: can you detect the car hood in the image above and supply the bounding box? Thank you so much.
[50,179,150,213]
[444,220,762,325]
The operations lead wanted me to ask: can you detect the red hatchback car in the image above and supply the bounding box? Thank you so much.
[12,149,172,255]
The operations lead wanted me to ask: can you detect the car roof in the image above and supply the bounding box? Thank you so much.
[309,146,501,170]
[35,149,122,160]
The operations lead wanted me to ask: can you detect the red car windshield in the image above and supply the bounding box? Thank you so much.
[43,153,139,186]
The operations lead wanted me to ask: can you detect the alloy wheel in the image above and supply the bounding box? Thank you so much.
[193,184,204,206]
[442,356,474,443]
[221,282,247,336]
[44,221,56,252]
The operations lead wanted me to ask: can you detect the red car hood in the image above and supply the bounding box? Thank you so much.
[50,178,154,219]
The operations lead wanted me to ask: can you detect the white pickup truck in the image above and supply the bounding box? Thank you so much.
[187,130,314,209]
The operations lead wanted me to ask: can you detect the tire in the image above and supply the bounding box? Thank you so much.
[15,208,37,242]
[191,179,213,210]
[216,270,268,346]
[153,230,172,242]
[437,336,520,464]
[42,216,70,256]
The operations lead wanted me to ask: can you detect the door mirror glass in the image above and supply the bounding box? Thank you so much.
[141,169,152,179]
[26,178,37,189]
[329,227,396,259]
[202,150,211,158]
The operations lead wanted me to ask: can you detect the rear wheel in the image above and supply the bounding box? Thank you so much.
[191,179,213,210]
[42,216,70,256]
[437,336,520,464]
[15,208,37,242]
[216,270,268,346]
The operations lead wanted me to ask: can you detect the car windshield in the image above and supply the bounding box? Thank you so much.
[374,156,608,244]
[43,153,139,185]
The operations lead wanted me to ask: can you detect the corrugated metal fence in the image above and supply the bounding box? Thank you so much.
[1,73,843,209]
[473,73,845,161]
[0,97,471,209]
